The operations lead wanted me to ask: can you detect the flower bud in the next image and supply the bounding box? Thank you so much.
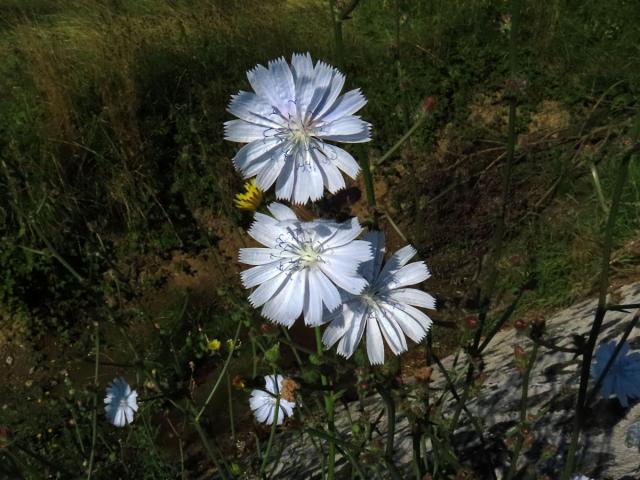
[464,316,478,329]
[231,375,245,390]
[422,95,436,113]
[0,426,10,449]
[260,323,272,334]
[514,319,527,331]
[509,254,523,266]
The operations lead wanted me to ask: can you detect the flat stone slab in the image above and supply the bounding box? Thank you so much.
[266,282,640,479]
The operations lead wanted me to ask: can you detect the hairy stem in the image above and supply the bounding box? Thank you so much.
[505,341,539,480]
[259,392,280,476]
[315,327,336,480]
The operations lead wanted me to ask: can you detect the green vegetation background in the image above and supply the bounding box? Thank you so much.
[1,0,639,477]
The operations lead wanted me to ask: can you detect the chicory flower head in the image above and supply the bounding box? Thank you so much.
[591,341,640,408]
[322,231,435,365]
[239,203,372,327]
[104,377,138,427]
[225,53,371,204]
[249,375,297,425]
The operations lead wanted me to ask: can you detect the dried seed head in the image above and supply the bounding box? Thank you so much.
[280,378,299,403]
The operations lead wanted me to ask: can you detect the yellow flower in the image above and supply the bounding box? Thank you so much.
[208,339,221,352]
[234,179,263,211]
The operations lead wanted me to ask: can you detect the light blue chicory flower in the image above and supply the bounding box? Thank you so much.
[225,53,371,204]
[591,341,640,408]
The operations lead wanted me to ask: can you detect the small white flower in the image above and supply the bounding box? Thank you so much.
[591,341,640,408]
[249,375,296,425]
[323,231,435,365]
[104,377,138,427]
[571,475,593,480]
[225,52,371,204]
[239,203,372,326]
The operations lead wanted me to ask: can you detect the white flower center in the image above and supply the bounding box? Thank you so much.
[287,118,313,147]
[269,107,316,152]
[360,288,379,308]
[297,244,321,267]
[276,226,324,271]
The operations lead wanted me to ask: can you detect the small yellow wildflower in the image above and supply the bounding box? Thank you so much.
[234,179,263,211]
[208,339,221,352]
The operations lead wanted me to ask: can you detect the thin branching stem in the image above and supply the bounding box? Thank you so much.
[505,341,540,480]
[227,373,235,442]
[606,303,640,312]
[192,419,226,479]
[315,327,336,480]
[560,144,637,479]
[86,323,99,480]
[450,0,520,435]
[259,391,280,477]
[196,321,242,421]
[374,111,428,167]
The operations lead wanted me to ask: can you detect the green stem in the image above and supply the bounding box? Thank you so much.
[196,321,242,421]
[411,429,422,480]
[86,323,99,480]
[606,302,640,312]
[306,428,366,478]
[192,419,226,479]
[374,112,427,166]
[377,387,396,460]
[259,392,280,476]
[328,0,343,66]
[505,341,539,480]
[315,327,336,480]
[30,220,85,283]
[590,162,609,214]
[560,145,636,480]
[478,286,526,353]
[251,336,258,378]
[281,327,304,366]
[451,0,520,435]
[227,373,235,442]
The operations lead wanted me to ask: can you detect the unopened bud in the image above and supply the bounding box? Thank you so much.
[464,316,478,329]
[231,375,245,390]
[422,95,436,113]
[514,319,527,331]
[509,254,523,266]
[0,426,10,449]
[260,323,272,334]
